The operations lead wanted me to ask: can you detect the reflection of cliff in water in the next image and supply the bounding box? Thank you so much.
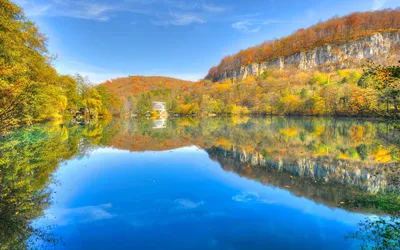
[207,146,398,212]
[101,118,399,194]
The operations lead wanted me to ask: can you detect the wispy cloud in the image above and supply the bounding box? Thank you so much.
[173,2,226,12]
[18,0,121,21]
[174,199,205,209]
[36,203,115,226]
[232,19,283,33]
[232,192,276,203]
[153,12,205,26]
[232,21,261,33]
[372,0,389,10]
[16,0,226,24]
[16,0,119,21]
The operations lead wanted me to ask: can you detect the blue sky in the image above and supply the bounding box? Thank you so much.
[14,0,400,83]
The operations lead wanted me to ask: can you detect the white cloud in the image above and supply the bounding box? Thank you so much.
[231,190,366,225]
[232,19,283,33]
[15,0,153,21]
[372,0,387,10]
[174,2,226,12]
[174,199,205,209]
[16,0,119,21]
[36,203,115,226]
[199,3,226,12]
[16,0,225,24]
[372,0,400,10]
[18,0,119,21]
[232,21,260,33]
[22,4,52,16]
[232,192,276,203]
[153,12,205,26]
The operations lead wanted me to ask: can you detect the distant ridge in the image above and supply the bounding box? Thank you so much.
[100,75,194,100]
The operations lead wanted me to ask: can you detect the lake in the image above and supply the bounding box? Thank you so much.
[0,117,399,250]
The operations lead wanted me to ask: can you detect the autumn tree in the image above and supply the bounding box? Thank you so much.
[361,61,400,113]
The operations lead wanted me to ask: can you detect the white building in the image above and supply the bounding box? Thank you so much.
[152,102,166,112]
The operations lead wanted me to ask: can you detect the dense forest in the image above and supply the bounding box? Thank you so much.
[206,9,400,79]
[0,0,120,131]
[109,63,399,118]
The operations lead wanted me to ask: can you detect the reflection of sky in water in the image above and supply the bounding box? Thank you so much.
[35,146,366,250]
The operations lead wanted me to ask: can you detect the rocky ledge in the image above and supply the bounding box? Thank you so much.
[209,32,400,82]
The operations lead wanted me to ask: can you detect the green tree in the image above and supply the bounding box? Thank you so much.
[363,61,400,114]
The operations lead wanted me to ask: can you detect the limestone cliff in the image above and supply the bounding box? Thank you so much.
[208,32,400,83]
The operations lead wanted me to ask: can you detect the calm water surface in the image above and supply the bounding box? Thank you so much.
[1,117,399,249]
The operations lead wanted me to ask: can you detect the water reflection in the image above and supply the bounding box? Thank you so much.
[0,117,398,249]
[153,118,167,129]
[106,117,399,193]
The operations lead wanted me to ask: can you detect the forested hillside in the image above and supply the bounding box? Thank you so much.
[100,76,197,116]
[0,0,119,131]
[207,9,400,80]
[101,62,399,118]
[174,63,399,117]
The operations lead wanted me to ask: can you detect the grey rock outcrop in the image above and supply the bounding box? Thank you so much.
[211,32,400,82]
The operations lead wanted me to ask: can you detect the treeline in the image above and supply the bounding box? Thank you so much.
[117,61,399,118]
[207,9,400,79]
[0,0,120,131]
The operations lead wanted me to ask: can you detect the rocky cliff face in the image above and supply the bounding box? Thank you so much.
[210,32,400,82]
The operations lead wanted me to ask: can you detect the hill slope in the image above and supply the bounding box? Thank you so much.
[98,76,197,115]
[101,76,194,100]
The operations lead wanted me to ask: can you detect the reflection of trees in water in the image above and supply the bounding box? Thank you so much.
[0,120,113,249]
[342,193,400,250]
[0,125,65,249]
[107,117,399,168]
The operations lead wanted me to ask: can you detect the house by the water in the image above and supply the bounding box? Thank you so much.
[152,102,166,112]
[152,101,168,118]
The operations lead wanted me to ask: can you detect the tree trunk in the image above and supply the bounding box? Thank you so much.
[386,98,389,113]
